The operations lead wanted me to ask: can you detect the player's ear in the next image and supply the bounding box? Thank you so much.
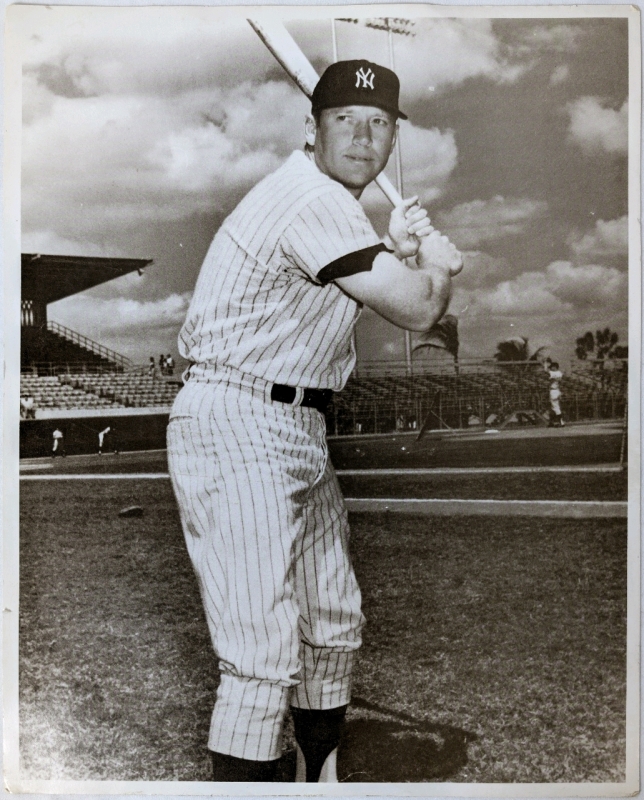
[304,114,317,147]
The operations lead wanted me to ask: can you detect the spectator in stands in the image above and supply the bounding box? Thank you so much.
[52,427,65,457]
[21,394,36,419]
[149,357,156,375]
[159,354,166,375]
[545,359,564,427]
[165,354,174,376]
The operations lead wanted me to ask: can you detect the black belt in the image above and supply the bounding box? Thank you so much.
[271,383,333,413]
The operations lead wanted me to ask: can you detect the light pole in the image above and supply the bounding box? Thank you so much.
[338,17,416,375]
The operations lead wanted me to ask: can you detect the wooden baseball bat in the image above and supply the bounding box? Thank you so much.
[248,18,403,208]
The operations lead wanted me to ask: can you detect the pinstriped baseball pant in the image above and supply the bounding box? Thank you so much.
[167,369,364,761]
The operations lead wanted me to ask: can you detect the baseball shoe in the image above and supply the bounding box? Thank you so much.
[209,750,279,782]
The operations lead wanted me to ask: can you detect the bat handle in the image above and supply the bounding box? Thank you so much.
[375,173,402,207]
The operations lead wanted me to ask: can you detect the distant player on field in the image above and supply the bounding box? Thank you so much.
[545,358,565,427]
[168,60,463,782]
[97,426,110,454]
[51,427,65,457]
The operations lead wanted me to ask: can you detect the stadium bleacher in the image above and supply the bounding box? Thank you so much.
[20,373,118,412]
[68,372,180,408]
[21,357,626,427]
[20,371,181,415]
[324,359,628,435]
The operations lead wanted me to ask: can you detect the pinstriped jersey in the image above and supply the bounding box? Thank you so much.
[178,150,382,390]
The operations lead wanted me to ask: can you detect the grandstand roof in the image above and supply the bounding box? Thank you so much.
[22,253,153,304]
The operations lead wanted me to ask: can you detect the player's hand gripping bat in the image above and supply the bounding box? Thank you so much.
[248,18,403,208]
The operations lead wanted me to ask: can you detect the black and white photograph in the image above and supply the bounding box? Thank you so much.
[3,3,640,794]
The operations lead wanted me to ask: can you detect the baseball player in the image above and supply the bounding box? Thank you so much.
[97,426,111,454]
[545,359,565,427]
[167,59,463,782]
[51,427,65,457]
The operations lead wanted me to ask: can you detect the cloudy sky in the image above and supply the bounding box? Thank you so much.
[16,7,630,366]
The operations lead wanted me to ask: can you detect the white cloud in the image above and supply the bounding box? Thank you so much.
[549,64,570,86]
[21,229,126,258]
[23,67,457,246]
[21,10,523,115]
[435,196,548,249]
[457,251,509,290]
[567,97,628,155]
[48,292,192,361]
[546,260,626,308]
[398,124,458,203]
[50,292,190,335]
[454,260,626,320]
[290,17,525,101]
[22,81,309,240]
[521,24,583,53]
[467,272,567,316]
[19,10,522,250]
[21,8,273,98]
[567,216,628,261]
[392,18,526,93]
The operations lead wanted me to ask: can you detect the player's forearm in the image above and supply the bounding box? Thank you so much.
[334,243,459,331]
[409,232,461,330]
[358,256,452,331]
[418,265,453,332]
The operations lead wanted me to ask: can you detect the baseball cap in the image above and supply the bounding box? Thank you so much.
[311,60,408,120]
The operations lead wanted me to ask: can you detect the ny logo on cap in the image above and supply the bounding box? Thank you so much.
[355,67,375,89]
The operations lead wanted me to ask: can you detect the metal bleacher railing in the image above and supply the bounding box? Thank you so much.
[46,320,134,370]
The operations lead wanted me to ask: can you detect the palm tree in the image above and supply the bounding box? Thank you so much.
[575,327,627,393]
[492,337,548,421]
[412,314,459,373]
[575,328,628,360]
[494,336,546,365]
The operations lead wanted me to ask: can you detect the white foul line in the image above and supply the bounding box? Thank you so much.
[19,464,623,480]
[344,498,626,518]
[20,473,170,480]
[335,465,623,476]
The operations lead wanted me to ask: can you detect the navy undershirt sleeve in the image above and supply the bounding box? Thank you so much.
[317,243,393,286]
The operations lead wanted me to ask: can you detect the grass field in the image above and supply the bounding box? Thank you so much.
[19,475,627,783]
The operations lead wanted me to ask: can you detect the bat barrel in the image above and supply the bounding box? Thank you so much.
[248,19,319,97]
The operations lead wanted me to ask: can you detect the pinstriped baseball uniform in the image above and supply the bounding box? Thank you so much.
[168,150,384,762]
[178,150,381,389]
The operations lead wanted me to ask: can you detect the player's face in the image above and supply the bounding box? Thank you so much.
[306,105,397,197]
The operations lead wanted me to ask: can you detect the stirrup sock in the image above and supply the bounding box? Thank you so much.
[291,705,347,782]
